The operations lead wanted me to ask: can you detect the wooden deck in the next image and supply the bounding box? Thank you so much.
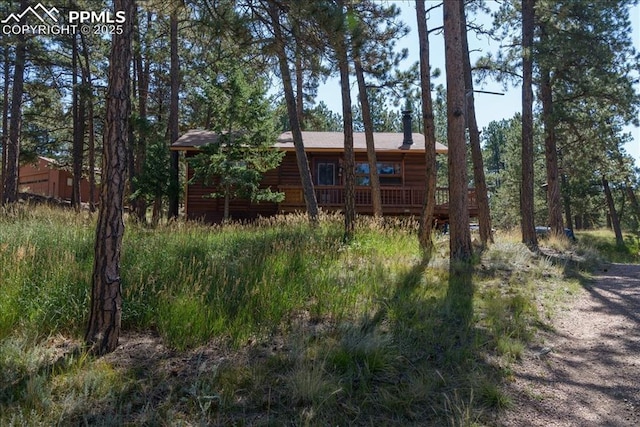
[278,186,478,219]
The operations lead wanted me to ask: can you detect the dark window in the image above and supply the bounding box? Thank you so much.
[317,162,336,186]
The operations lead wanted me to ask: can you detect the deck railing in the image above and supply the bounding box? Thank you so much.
[279,185,477,214]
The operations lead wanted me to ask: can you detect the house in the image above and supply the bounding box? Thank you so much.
[18,156,98,203]
[171,113,478,223]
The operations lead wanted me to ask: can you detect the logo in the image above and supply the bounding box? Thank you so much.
[1,3,59,24]
[2,3,126,36]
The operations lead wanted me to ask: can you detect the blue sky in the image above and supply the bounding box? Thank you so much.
[318,0,640,166]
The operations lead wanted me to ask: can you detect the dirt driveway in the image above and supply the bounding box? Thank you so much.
[500,263,640,426]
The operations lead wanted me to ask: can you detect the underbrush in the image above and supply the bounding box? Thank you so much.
[0,205,603,425]
[574,229,640,264]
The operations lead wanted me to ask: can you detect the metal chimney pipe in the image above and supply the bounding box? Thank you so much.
[402,110,413,145]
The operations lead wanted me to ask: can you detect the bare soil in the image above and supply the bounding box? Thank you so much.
[499,263,640,427]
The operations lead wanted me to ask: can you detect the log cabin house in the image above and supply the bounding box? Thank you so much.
[171,114,478,223]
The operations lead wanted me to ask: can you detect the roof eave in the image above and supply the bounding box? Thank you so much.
[172,145,447,154]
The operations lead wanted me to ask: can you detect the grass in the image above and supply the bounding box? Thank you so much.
[574,229,640,264]
[0,204,625,425]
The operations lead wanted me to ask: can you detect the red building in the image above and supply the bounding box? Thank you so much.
[18,156,98,203]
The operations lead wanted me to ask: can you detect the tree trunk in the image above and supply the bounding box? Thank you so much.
[267,1,318,223]
[443,0,472,262]
[459,0,493,247]
[87,98,96,212]
[133,10,151,222]
[562,173,574,235]
[625,183,640,229]
[152,196,162,226]
[167,9,180,219]
[80,33,96,212]
[127,12,137,215]
[602,176,624,246]
[415,0,438,257]
[540,69,563,237]
[85,0,133,355]
[539,24,563,238]
[127,62,137,214]
[2,0,27,206]
[1,44,10,199]
[72,33,83,211]
[575,214,582,230]
[335,1,356,241]
[520,0,539,250]
[353,57,383,218]
[295,45,305,130]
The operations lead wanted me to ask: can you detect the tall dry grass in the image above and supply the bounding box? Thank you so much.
[0,205,604,425]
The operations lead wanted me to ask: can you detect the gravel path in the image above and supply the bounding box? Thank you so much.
[499,263,640,426]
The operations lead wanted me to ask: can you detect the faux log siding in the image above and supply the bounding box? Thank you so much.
[279,152,427,186]
[278,152,305,185]
[401,155,428,187]
[184,150,432,222]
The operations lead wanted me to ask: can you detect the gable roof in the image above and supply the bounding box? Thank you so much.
[275,131,448,153]
[171,129,448,154]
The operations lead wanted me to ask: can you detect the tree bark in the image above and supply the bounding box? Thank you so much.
[539,23,563,238]
[335,0,356,241]
[85,0,133,355]
[625,182,640,229]
[87,98,96,212]
[72,33,84,211]
[416,0,438,257]
[167,9,180,219]
[152,196,162,226]
[520,0,539,250]
[339,62,356,240]
[562,172,574,235]
[80,33,96,212]
[2,0,27,206]
[353,57,383,218]
[1,45,10,199]
[135,10,151,221]
[267,1,318,223]
[459,0,493,247]
[540,66,563,237]
[602,176,624,246]
[295,45,305,130]
[443,0,472,262]
[128,60,137,214]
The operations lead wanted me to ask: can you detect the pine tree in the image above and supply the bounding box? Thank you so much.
[521,0,538,249]
[167,7,180,219]
[2,0,27,205]
[443,0,472,262]
[85,0,134,355]
[266,0,319,223]
[188,64,284,221]
[460,0,493,247]
[334,0,357,241]
[415,0,439,257]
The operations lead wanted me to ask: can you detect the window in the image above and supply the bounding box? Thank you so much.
[317,162,336,186]
[66,177,73,187]
[355,162,402,186]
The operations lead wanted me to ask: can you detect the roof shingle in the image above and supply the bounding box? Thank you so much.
[171,129,448,154]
